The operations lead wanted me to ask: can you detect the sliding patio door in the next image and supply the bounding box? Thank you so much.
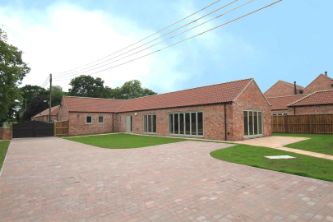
[244,111,263,137]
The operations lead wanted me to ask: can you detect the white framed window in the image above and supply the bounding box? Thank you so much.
[86,115,92,124]
[98,115,104,124]
[244,110,263,137]
[144,114,156,133]
[169,112,203,136]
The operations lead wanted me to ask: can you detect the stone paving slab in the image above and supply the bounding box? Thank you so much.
[0,137,332,222]
[235,136,309,148]
[236,136,333,160]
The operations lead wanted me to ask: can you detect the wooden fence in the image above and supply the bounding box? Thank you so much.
[54,121,69,136]
[272,114,333,134]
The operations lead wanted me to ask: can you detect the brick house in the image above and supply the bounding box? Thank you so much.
[31,105,60,122]
[266,72,333,115]
[288,90,333,115]
[58,78,272,141]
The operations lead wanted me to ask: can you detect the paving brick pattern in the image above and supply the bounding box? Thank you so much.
[0,138,332,222]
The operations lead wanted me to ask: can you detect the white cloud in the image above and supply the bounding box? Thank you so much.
[0,2,190,92]
[0,1,256,92]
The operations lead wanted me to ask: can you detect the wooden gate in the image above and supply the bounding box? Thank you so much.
[13,121,54,138]
[55,121,69,136]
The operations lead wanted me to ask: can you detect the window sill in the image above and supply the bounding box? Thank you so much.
[144,132,157,135]
[169,134,204,138]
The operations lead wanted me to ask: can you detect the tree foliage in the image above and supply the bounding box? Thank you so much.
[50,85,65,106]
[19,85,64,121]
[68,75,156,99]
[0,28,30,124]
[68,75,109,98]
[113,80,156,99]
[19,85,47,120]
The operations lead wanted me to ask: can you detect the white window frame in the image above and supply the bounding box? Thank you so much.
[86,115,92,124]
[144,114,156,134]
[169,111,203,137]
[243,110,263,138]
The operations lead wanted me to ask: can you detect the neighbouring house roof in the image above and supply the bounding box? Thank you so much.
[288,90,333,107]
[264,80,304,97]
[33,105,60,118]
[62,78,254,113]
[62,97,125,113]
[267,94,305,111]
[304,73,333,94]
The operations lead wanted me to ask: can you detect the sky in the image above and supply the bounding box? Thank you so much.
[0,0,332,93]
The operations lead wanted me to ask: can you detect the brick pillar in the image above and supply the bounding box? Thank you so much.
[0,128,12,140]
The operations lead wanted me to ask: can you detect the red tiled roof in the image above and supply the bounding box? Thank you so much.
[33,105,60,117]
[278,80,304,89]
[304,74,333,94]
[267,94,305,110]
[288,90,333,107]
[62,97,125,113]
[264,80,304,97]
[63,79,253,113]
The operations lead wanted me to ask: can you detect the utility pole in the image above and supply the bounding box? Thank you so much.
[48,73,52,123]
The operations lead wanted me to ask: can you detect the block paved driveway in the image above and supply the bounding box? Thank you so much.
[1,138,333,222]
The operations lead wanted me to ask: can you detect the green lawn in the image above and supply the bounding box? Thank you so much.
[274,133,333,155]
[66,133,185,149]
[0,140,10,170]
[211,144,333,182]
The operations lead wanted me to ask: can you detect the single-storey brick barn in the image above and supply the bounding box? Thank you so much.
[58,78,272,141]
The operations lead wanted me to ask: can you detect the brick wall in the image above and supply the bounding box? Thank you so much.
[272,110,288,116]
[58,103,69,121]
[68,112,114,135]
[232,81,272,141]
[288,105,333,115]
[0,128,12,140]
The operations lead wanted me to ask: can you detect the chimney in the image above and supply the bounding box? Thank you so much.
[294,81,297,95]
[324,71,328,76]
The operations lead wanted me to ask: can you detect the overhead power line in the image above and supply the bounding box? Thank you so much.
[54,0,282,82]
[55,0,254,78]
[54,0,241,74]
[53,0,223,76]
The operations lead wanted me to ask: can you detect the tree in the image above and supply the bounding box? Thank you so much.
[0,28,30,124]
[22,96,49,121]
[68,75,109,98]
[19,85,48,120]
[18,85,64,121]
[50,85,64,106]
[20,85,47,109]
[116,80,156,99]
[68,75,156,99]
